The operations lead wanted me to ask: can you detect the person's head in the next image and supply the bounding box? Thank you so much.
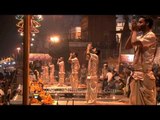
[107,68,112,72]
[72,52,78,58]
[103,64,107,68]
[34,69,38,73]
[60,57,63,61]
[95,49,100,56]
[91,47,97,54]
[137,16,153,32]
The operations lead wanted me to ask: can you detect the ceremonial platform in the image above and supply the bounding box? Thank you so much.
[43,84,87,98]
[43,84,124,100]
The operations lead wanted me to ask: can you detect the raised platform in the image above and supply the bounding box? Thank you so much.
[43,85,85,99]
[43,84,87,93]
[43,84,123,99]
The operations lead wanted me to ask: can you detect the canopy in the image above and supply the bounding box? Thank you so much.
[120,54,134,63]
[29,53,52,61]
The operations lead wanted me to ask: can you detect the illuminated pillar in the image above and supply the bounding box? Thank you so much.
[23,15,31,105]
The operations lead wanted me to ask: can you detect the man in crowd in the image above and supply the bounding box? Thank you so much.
[57,57,65,86]
[68,52,80,91]
[86,43,100,104]
[125,16,157,105]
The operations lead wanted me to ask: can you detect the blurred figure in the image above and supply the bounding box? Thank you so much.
[86,43,100,104]
[100,64,108,92]
[6,86,11,105]
[34,69,39,81]
[43,64,49,84]
[33,60,42,78]
[80,64,87,85]
[0,88,5,105]
[57,57,65,86]
[68,52,80,90]
[49,62,55,85]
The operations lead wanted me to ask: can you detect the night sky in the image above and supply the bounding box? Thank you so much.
[0,15,20,58]
[0,15,81,58]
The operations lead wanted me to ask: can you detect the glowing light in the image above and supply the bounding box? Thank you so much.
[16,15,43,35]
[31,38,35,41]
[32,33,35,36]
[33,15,43,21]
[15,15,24,20]
[37,15,43,21]
[20,32,23,36]
[112,95,116,100]
[120,54,134,63]
[16,47,21,53]
[50,36,60,43]
[31,43,34,46]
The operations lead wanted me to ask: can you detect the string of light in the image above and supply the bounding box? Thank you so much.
[15,15,43,35]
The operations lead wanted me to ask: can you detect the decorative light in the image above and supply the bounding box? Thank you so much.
[31,43,34,46]
[33,15,43,21]
[16,47,21,53]
[15,15,43,35]
[15,15,24,20]
[20,32,24,36]
[32,33,35,36]
[31,38,35,41]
